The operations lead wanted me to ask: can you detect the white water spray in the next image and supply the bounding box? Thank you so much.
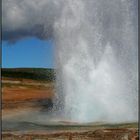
[53,0,138,123]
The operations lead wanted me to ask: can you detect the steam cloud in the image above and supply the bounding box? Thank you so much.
[53,0,138,122]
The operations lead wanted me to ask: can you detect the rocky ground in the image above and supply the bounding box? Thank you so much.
[2,128,139,140]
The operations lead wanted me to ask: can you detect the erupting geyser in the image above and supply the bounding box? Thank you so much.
[53,0,138,123]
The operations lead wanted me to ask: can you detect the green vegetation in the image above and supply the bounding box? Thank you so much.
[2,68,55,82]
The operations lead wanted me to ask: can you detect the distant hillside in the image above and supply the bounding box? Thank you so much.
[2,68,55,81]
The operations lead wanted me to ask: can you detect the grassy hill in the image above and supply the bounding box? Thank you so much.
[2,68,55,82]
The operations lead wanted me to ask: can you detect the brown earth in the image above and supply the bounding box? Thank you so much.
[2,77,54,109]
[2,87,53,101]
[2,128,138,140]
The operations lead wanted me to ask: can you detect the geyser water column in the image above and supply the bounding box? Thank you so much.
[53,0,138,123]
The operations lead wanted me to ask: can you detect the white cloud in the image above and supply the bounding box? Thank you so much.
[2,0,137,41]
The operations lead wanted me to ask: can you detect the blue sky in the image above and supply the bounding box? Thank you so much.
[2,37,54,68]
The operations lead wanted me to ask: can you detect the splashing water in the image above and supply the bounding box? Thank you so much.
[53,0,138,123]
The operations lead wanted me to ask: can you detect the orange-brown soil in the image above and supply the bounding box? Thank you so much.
[2,77,54,109]
[2,87,53,102]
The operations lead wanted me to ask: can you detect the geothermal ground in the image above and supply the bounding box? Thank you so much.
[2,68,138,140]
